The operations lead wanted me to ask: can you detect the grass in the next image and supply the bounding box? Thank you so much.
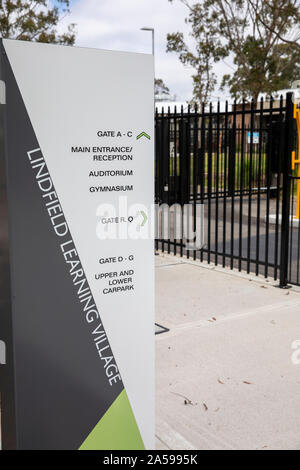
[167,152,269,191]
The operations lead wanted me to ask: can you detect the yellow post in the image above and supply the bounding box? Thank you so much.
[292,104,300,219]
[297,165,300,220]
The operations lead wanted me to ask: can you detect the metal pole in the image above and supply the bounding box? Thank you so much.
[279,92,294,287]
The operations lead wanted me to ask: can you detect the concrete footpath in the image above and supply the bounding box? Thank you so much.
[155,254,300,450]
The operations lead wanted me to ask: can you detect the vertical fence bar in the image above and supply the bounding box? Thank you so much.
[230,100,237,269]
[238,100,246,271]
[180,105,184,258]
[264,97,273,278]
[215,101,220,265]
[274,96,284,280]
[289,177,295,282]
[193,104,198,261]
[207,102,213,264]
[167,106,171,254]
[200,104,205,262]
[247,99,255,273]
[161,107,165,253]
[255,97,264,275]
[280,92,294,287]
[186,104,191,259]
[222,101,228,268]
[174,105,178,256]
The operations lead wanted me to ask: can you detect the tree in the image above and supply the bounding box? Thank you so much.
[166,1,227,105]
[248,0,300,51]
[155,78,170,100]
[0,0,76,45]
[168,0,300,104]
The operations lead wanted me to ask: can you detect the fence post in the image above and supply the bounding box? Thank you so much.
[179,119,190,205]
[279,92,294,287]
[228,125,236,197]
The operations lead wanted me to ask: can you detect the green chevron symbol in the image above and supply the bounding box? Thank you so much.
[140,211,148,227]
[136,131,151,141]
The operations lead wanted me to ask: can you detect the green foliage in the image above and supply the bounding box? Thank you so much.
[167,1,227,105]
[0,0,76,45]
[168,0,300,104]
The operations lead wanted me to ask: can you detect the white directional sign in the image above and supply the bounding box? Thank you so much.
[0,39,154,450]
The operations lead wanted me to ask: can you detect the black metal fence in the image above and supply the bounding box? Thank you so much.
[155,92,300,287]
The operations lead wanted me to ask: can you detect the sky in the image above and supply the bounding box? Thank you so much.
[58,0,233,102]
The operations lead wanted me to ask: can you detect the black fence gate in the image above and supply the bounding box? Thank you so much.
[155,92,300,287]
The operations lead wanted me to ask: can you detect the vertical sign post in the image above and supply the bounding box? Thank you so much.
[0,39,154,450]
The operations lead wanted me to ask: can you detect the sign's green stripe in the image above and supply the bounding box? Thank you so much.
[79,390,145,450]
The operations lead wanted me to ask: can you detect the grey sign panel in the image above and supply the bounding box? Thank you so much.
[0,39,154,450]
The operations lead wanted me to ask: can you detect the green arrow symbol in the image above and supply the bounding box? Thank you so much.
[137,131,151,140]
[140,211,148,226]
